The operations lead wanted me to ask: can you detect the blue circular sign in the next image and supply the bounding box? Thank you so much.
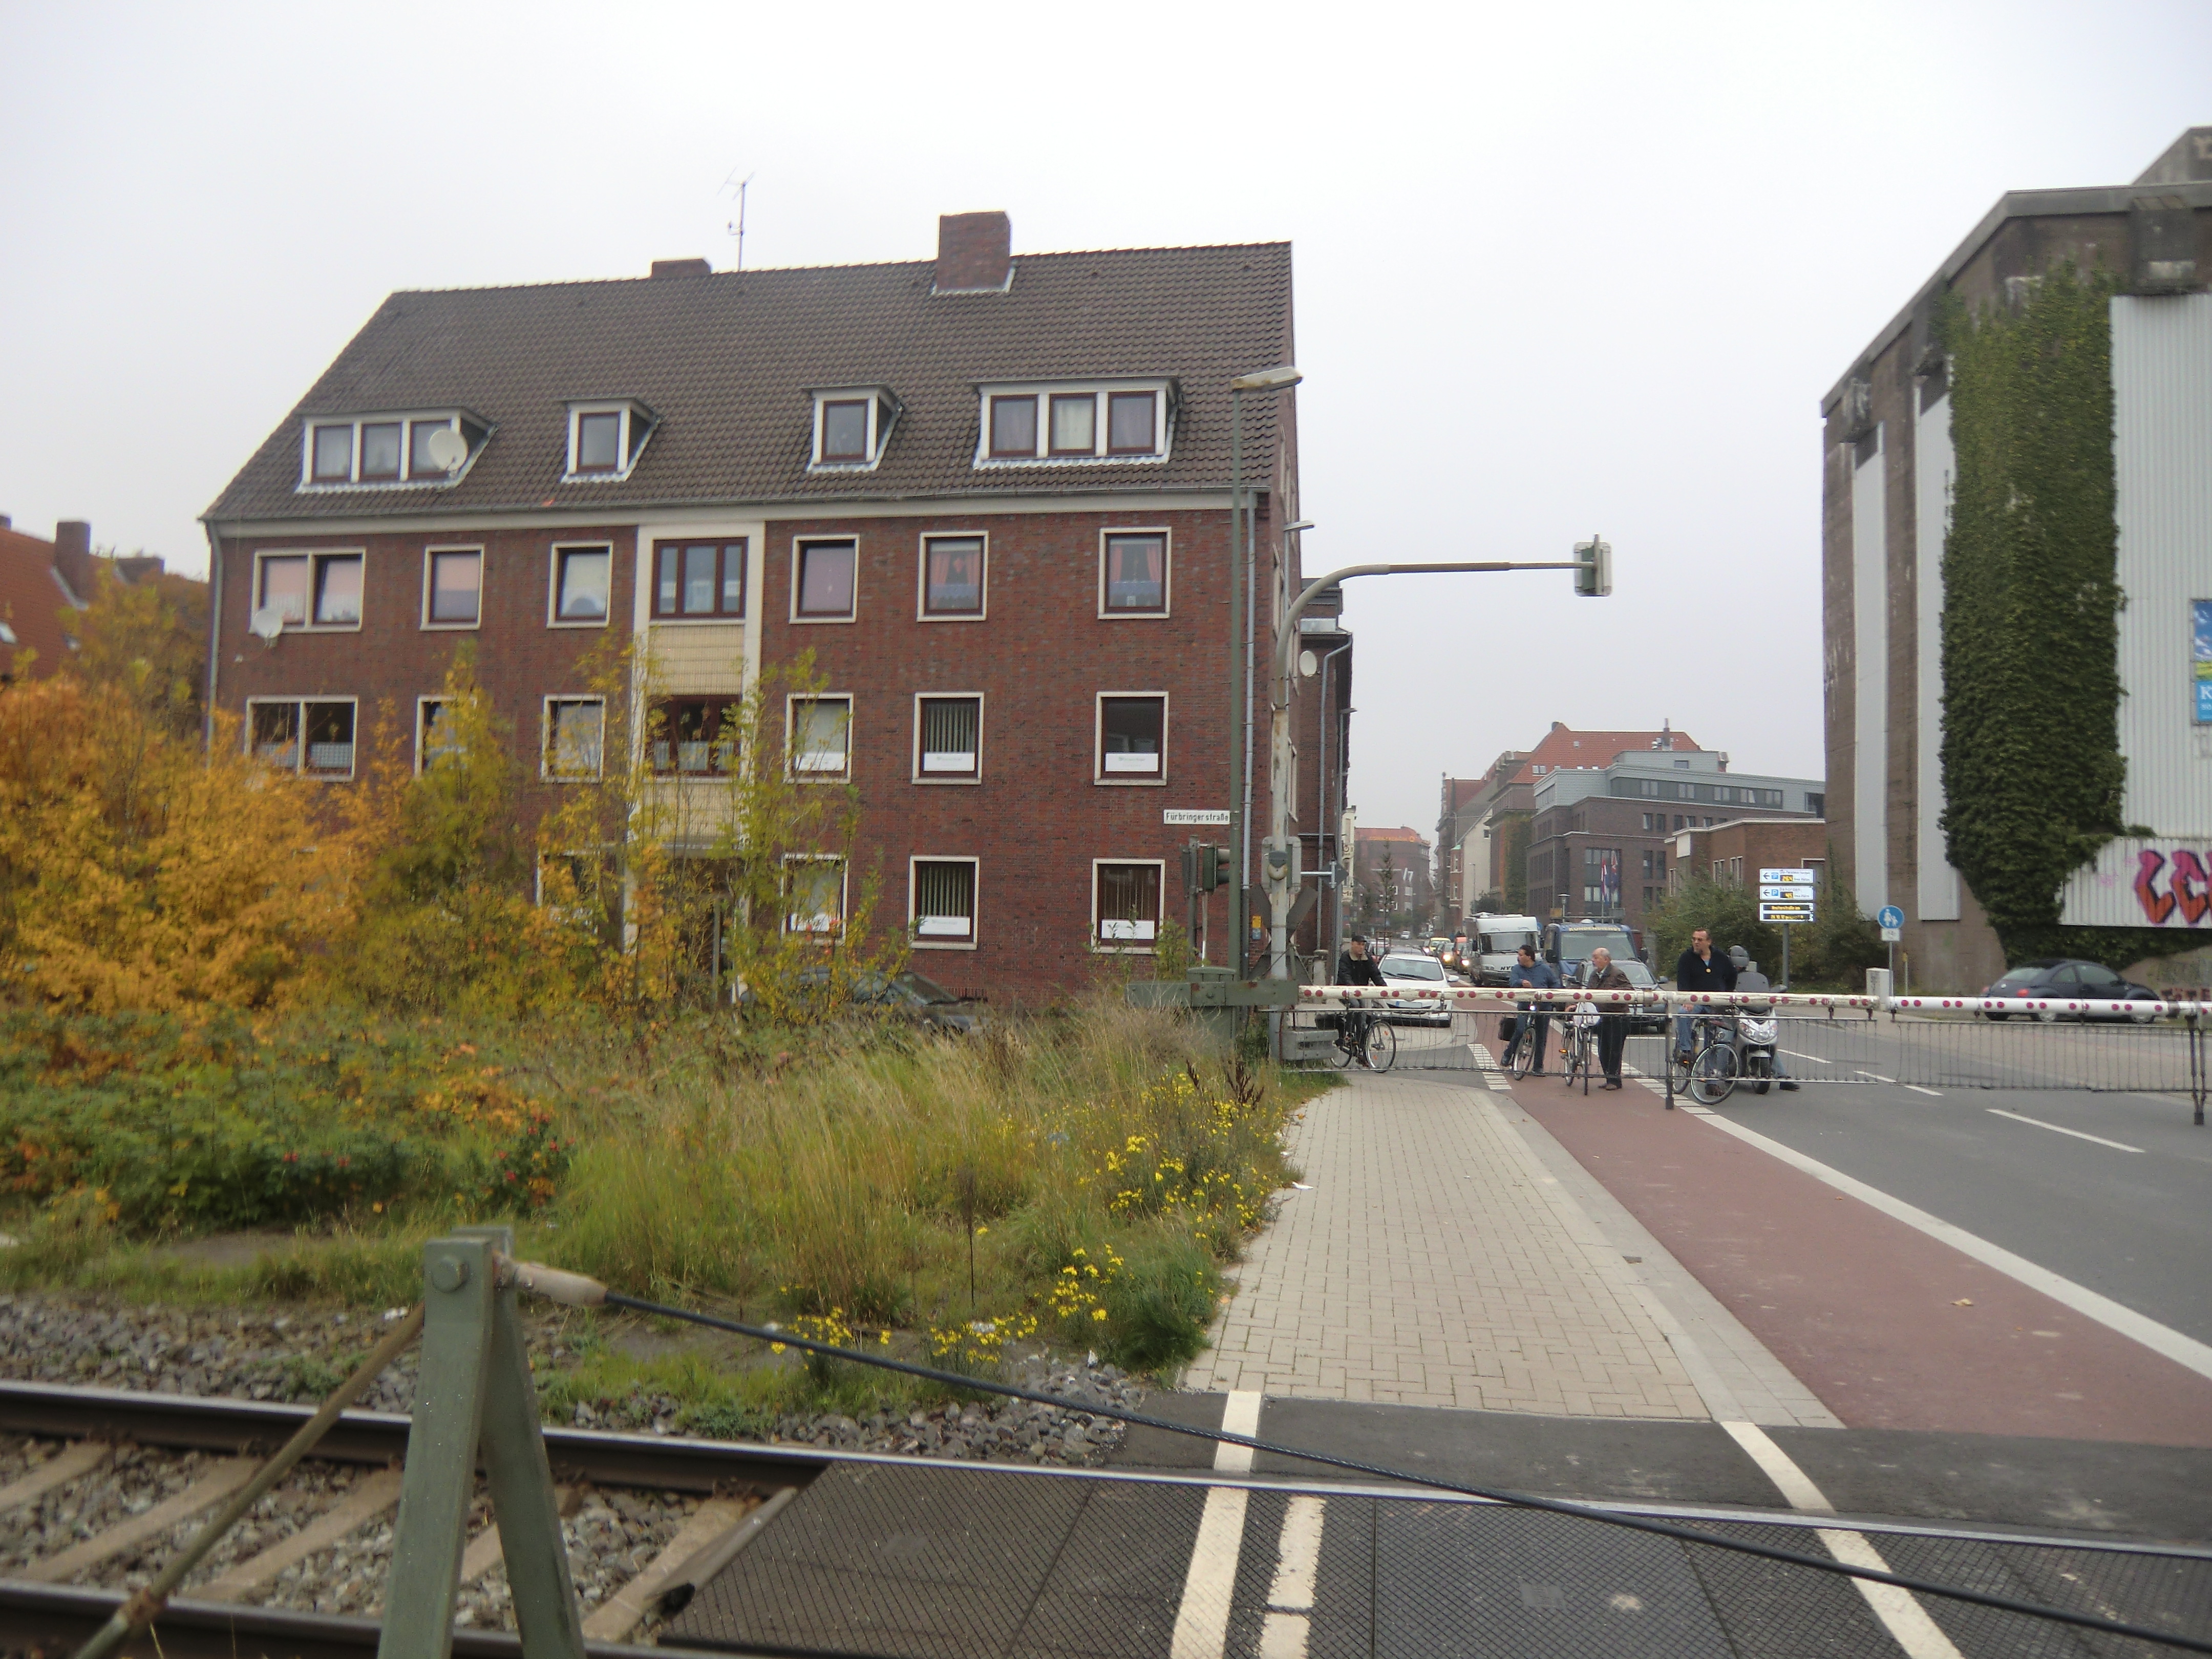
[1877,905,1905,930]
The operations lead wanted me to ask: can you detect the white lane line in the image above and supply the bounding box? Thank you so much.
[1779,1049,1832,1066]
[1720,1421,1966,1659]
[1171,1390,1264,1659]
[1904,1086,1943,1098]
[1258,1494,1326,1659]
[1691,1114,2212,1383]
[1858,1071,1898,1083]
[1985,1109,2144,1154]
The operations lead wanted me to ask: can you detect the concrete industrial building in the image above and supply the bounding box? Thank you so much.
[1823,127,2212,989]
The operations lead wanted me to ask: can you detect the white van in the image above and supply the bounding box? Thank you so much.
[1471,913,1542,986]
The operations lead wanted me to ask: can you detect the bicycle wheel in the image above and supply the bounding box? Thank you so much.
[1363,1019,1397,1073]
[1689,1042,1738,1104]
[1508,1029,1534,1079]
[1333,1020,1360,1069]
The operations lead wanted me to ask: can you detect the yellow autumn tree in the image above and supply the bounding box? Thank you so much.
[0,676,355,1010]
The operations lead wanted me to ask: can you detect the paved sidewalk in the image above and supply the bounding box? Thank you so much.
[1181,1069,1710,1417]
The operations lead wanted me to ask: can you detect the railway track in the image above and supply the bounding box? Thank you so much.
[0,1379,833,1656]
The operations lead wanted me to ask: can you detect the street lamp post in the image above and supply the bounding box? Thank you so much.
[1260,541,1612,981]
[1228,365,1304,973]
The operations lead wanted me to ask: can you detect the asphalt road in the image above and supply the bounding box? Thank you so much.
[1728,1015,2212,1346]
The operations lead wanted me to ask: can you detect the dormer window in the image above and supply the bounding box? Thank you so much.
[564,401,655,482]
[975,380,1174,467]
[299,412,487,489]
[807,387,900,471]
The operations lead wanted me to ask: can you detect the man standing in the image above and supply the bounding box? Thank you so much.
[1507,944,1561,1075]
[1674,926,1736,1062]
[1586,946,1634,1091]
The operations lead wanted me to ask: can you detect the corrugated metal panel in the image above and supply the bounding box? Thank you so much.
[1852,428,1888,913]
[1914,397,1963,920]
[2111,293,2212,837]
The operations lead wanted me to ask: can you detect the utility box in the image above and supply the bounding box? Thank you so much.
[1866,967,1894,1001]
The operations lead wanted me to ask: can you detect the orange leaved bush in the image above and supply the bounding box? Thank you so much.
[0,676,356,1010]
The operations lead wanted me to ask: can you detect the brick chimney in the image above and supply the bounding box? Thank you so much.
[650,258,711,279]
[934,211,1012,294]
[52,520,93,603]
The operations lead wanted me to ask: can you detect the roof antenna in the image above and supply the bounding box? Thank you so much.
[722,170,757,271]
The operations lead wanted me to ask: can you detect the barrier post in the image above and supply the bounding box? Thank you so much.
[2190,1013,2205,1129]
[379,1227,583,1659]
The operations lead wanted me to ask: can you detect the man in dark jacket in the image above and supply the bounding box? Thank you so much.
[1585,946,1634,1089]
[1334,935,1389,1066]
[1673,926,1736,1060]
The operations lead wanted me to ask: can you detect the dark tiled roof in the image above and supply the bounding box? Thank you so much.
[206,242,1294,524]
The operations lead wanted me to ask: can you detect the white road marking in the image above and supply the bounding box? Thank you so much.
[1985,1109,2144,1154]
[1904,1086,1942,1098]
[1257,1495,1326,1659]
[1779,1049,1832,1066]
[1171,1390,1265,1659]
[1691,1115,2212,1382]
[1720,1421,1966,1659]
[1858,1071,1897,1083]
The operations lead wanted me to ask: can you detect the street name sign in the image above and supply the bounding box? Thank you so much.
[1163,809,1231,825]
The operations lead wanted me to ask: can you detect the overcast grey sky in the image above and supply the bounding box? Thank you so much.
[3,2,2205,839]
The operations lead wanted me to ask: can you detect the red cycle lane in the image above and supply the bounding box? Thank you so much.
[1500,1069,2212,1447]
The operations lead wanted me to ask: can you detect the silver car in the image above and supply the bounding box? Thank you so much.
[1377,952,1453,1027]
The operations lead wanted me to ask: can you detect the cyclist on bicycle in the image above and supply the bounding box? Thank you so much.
[1505,944,1561,1076]
[1673,926,1736,1064]
[1335,934,1388,1067]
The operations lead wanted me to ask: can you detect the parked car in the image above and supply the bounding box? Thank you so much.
[1376,951,1454,1027]
[1614,958,1670,1034]
[792,966,987,1033]
[1979,959,2161,1023]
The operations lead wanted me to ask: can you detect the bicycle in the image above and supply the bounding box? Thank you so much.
[1333,1008,1397,1073]
[1668,1010,1740,1104]
[1501,1003,1561,1079]
[1561,1002,1600,1093]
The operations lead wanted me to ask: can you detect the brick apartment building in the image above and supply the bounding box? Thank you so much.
[1526,747,1823,935]
[1351,826,1432,937]
[1666,818,1828,896]
[202,214,1341,1000]
[1440,723,1701,921]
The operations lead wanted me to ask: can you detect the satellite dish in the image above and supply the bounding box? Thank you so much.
[424,428,469,471]
[248,607,287,645]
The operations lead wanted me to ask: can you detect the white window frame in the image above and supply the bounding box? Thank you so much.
[911,692,984,785]
[1091,858,1166,953]
[547,542,616,629]
[251,548,367,634]
[916,531,989,622]
[787,693,854,782]
[296,411,483,491]
[562,400,657,483]
[909,856,981,949]
[541,695,608,782]
[243,695,360,782]
[414,695,474,775]
[1095,691,1168,786]
[972,378,1175,469]
[790,537,860,624]
[1097,526,1173,620]
[807,386,901,472]
[420,544,485,631]
[782,854,849,938]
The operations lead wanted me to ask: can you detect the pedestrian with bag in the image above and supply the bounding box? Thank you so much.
[1585,946,1634,1090]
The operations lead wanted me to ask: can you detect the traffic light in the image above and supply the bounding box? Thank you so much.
[1183,841,1231,894]
[1573,534,1612,598]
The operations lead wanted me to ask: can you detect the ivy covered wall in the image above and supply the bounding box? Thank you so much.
[1939,266,2194,968]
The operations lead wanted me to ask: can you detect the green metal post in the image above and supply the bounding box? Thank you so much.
[379,1229,581,1659]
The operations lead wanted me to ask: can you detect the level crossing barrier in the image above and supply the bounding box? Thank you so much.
[1290,986,2211,1122]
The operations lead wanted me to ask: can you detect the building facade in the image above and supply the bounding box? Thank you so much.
[202,215,1339,1001]
[1666,819,1829,896]
[1351,826,1433,937]
[1528,748,1822,933]
[1823,127,2212,989]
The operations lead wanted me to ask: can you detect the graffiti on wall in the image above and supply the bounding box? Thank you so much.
[2061,838,2212,928]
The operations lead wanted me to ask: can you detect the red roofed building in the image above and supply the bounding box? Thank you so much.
[0,518,94,682]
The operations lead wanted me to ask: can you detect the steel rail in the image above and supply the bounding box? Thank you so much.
[1296,984,2212,1019]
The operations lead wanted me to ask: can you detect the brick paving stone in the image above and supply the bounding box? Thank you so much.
[1181,1070,1706,1415]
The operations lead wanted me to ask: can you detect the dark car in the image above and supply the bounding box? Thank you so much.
[792,966,986,1033]
[1979,959,2161,1023]
[1614,958,1670,1034]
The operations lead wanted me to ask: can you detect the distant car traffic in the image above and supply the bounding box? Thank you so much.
[1979,959,2161,1022]
[1377,951,1453,1026]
